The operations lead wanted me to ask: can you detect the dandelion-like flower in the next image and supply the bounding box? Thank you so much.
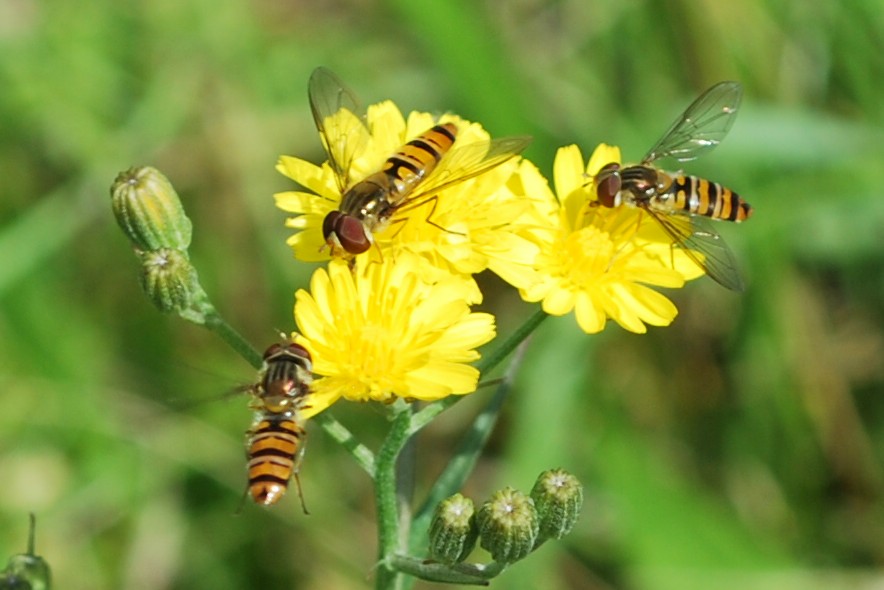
[292,253,496,417]
[519,144,703,334]
[274,100,535,283]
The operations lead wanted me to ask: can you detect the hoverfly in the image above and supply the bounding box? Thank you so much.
[592,81,752,291]
[309,67,532,256]
[246,341,313,510]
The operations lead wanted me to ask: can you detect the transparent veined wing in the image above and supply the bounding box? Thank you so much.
[391,134,532,209]
[642,81,742,165]
[308,67,369,194]
[642,207,745,291]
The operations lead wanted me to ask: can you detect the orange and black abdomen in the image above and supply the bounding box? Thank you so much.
[247,414,305,506]
[382,123,457,200]
[669,174,752,222]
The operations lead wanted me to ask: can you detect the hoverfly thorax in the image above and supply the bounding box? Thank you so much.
[259,342,312,398]
[619,166,667,205]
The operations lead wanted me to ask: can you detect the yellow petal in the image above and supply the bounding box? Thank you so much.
[552,145,585,201]
[298,377,342,419]
[542,286,577,316]
[574,291,606,334]
[275,157,338,201]
[368,101,407,157]
[586,144,621,177]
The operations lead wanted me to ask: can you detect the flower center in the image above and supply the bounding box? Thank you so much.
[561,225,615,289]
[346,323,400,397]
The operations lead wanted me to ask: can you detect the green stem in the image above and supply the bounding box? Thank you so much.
[27,513,36,555]
[375,402,414,590]
[390,554,506,585]
[409,309,548,435]
[202,308,263,369]
[314,412,376,477]
[477,309,548,375]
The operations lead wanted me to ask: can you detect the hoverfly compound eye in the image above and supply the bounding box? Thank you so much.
[336,215,372,254]
[322,211,341,243]
[323,211,371,254]
[285,342,312,364]
[262,343,284,360]
[595,163,622,208]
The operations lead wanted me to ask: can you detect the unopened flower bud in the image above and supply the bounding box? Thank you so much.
[428,493,477,564]
[138,248,199,313]
[3,515,51,590]
[3,554,51,590]
[476,487,538,563]
[111,166,192,252]
[530,469,583,541]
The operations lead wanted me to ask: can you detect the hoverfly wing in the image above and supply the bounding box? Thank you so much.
[308,67,369,193]
[169,384,253,412]
[642,81,742,165]
[396,135,532,208]
[644,208,745,291]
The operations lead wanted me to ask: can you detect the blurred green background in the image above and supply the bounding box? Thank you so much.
[1,0,882,588]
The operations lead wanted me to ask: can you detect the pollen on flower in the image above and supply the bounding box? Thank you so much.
[292,254,496,417]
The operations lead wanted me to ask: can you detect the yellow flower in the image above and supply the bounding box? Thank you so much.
[520,144,702,334]
[292,253,496,417]
[274,101,535,282]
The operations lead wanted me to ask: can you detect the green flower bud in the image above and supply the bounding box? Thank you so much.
[3,554,51,590]
[530,469,583,541]
[476,487,539,563]
[110,166,192,252]
[138,248,199,313]
[428,493,478,564]
[2,514,51,590]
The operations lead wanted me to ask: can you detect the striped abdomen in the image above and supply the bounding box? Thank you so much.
[338,123,457,216]
[380,122,457,201]
[247,413,306,506]
[663,174,752,222]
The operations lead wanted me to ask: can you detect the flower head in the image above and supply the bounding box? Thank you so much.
[428,493,478,564]
[110,166,192,253]
[274,100,535,283]
[476,487,539,564]
[530,469,584,541]
[519,144,703,334]
[292,253,496,417]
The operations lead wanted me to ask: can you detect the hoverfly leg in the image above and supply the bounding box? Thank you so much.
[668,241,679,272]
[366,241,384,266]
[383,215,409,241]
[293,472,310,515]
[234,486,250,516]
[417,194,468,237]
[605,208,646,273]
[420,195,466,236]
[394,195,463,237]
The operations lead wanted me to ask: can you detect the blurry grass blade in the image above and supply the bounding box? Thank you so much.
[383,0,530,133]
[0,180,98,295]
